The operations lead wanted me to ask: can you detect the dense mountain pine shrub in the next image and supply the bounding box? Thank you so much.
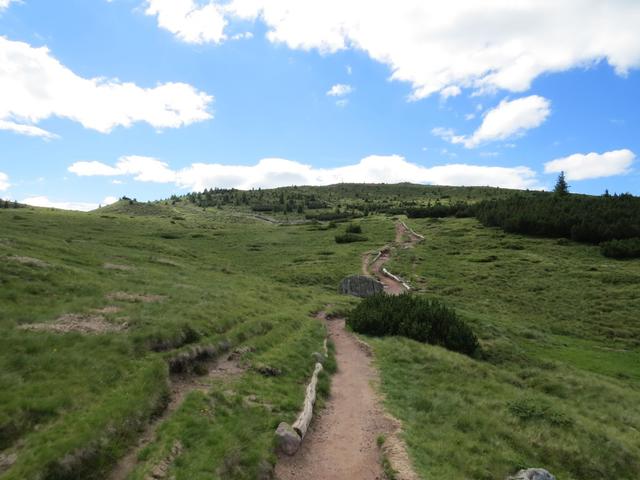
[347,294,479,356]
[474,193,640,245]
[600,237,640,259]
[335,232,368,243]
[345,223,363,234]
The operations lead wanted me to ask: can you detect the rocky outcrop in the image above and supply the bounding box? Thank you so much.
[338,275,384,297]
[508,468,556,480]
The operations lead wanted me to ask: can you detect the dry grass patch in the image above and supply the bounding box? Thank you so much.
[103,263,135,271]
[6,255,49,268]
[18,314,128,334]
[106,292,165,303]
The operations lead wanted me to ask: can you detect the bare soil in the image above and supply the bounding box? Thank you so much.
[106,292,165,303]
[6,255,49,268]
[18,313,127,334]
[103,263,135,271]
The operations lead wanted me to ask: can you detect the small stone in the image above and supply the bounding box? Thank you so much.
[508,468,556,480]
[275,422,301,456]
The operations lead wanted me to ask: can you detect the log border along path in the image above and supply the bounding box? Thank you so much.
[275,221,421,480]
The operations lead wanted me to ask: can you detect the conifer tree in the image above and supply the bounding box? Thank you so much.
[554,171,569,196]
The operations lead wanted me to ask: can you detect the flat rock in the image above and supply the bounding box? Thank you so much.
[508,468,556,480]
[338,275,384,298]
[275,422,301,456]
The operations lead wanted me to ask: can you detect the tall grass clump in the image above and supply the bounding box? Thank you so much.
[347,294,479,356]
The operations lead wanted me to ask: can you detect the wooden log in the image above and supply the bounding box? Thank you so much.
[292,362,323,438]
[382,268,411,291]
[400,221,425,241]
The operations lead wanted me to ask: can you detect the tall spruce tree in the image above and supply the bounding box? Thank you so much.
[554,171,570,196]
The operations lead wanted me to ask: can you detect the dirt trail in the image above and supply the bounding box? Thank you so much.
[276,314,391,480]
[276,221,422,480]
[364,221,422,295]
[108,355,245,480]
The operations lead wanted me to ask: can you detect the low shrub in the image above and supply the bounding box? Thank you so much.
[346,294,479,356]
[600,237,640,259]
[345,223,363,234]
[335,233,368,244]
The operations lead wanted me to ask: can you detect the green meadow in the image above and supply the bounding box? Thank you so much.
[377,217,640,479]
[0,185,638,479]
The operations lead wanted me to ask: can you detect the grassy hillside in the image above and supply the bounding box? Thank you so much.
[0,203,389,478]
[1,185,638,479]
[378,217,640,479]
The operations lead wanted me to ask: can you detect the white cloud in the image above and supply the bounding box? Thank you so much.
[440,85,461,99]
[102,196,118,206]
[0,0,17,11]
[70,154,540,190]
[223,0,640,99]
[145,0,228,44]
[231,31,253,40]
[0,37,213,137]
[0,120,58,139]
[326,84,353,97]
[544,149,635,180]
[0,172,10,191]
[69,156,176,183]
[21,196,99,212]
[433,95,551,148]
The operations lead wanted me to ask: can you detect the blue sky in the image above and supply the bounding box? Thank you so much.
[0,0,639,210]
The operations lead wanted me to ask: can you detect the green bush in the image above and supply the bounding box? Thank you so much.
[600,237,640,259]
[345,223,362,234]
[346,294,479,356]
[335,233,368,243]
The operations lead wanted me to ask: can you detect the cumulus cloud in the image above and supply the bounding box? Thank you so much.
[21,196,100,212]
[222,0,640,99]
[544,149,635,180]
[326,84,353,97]
[433,95,551,148]
[0,37,213,137]
[145,0,228,44]
[69,156,176,183]
[0,172,9,191]
[69,154,540,190]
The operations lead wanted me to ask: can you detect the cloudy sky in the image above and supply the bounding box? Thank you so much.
[1,0,639,210]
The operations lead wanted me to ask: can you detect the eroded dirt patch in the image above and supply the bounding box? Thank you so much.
[103,263,135,271]
[6,255,49,268]
[93,305,122,314]
[18,314,127,334]
[106,292,165,303]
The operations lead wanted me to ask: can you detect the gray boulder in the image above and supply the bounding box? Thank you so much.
[275,422,301,455]
[508,468,556,480]
[339,275,384,297]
